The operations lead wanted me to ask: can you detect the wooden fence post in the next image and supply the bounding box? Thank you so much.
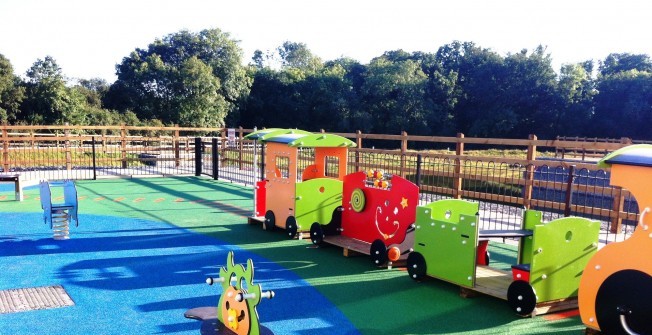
[238,126,244,170]
[174,124,180,167]
[2,123,8,172]
[400,131,408,177]
[610,187,625,233]
[523,134,537,209]
[120,124,127,168]
[453,133,464,199]
[355,130,362,172]
[65,123,72,171]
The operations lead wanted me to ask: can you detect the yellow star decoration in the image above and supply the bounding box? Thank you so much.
[227,308,239,330]
[400,197,408,209]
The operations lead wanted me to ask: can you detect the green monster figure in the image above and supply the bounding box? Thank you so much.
[212,251,274,335]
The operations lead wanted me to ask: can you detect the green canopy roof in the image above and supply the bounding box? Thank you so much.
[288,133,356,148]
[244,128,312,141]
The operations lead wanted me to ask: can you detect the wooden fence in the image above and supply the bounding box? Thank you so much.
[1,124,639,238]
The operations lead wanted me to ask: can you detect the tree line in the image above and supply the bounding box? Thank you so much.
[1,28,652,140]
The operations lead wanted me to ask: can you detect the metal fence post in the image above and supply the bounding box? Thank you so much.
[563,165,576,217]
[212,138,218,180]
[92,136,97,180]
[195,137,202,176]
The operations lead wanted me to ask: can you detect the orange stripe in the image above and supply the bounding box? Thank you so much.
[114,197,125,202]
[174,198,184,202]
[543,309,579,321]
[0,195,6,200]
[78,196,87,201]
[94,197,105,201]
[133,198,145,203]
[154,198,165,203]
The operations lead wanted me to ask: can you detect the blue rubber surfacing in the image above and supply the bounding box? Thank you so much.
[0,212,358,335]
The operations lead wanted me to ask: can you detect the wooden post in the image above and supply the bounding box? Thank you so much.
[120,124,127,168]
[453,133,464,199]
[400,131,407,177]
[220,129,226,164]
[523,134,537,209]
[238,126,244,170]
[610,187,625,234]
[355,130,362,172]
[2,123,8,172]
[64,123,71,171]
[174,124,180,167]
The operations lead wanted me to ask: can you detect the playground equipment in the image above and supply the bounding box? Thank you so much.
[246,129,356,238]
[579,145,652,335]
[38,180,79,240]
[310,170,419,267]
[407,199,600,316]
[185,251,275,335]
[0,174,25,201]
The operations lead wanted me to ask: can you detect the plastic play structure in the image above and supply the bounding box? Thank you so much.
[185,251,275,335]
[310,170,419,266]
[38,180,79,240]
[407,199,600,316]
[245,129,356,238]
[578,145,652,335]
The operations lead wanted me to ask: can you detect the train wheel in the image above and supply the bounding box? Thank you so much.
[310,222,324,245]
[350,188,366,212]
[407,252,426,281]
[370,239,388,266]
[507,280,537,316]
[485,251,491,266]
[264,211,275,231]
[595,269,652,335]
[285,216,298,239]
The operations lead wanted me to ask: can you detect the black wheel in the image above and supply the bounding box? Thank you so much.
[310,222,324,245]
[370,239,388,266]
[264,210,275,231]
[595,270,652,335]
[485,251,490,266]
[407,251,426,281]
[507,280,537,316]
[285,216,298,239]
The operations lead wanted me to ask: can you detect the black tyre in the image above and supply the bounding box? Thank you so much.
[407,252,427,281]
[310,222,324,245]
[485,251,490,266]
[595,270,652,335]
[507,280,537,316]
[370,239,388,266]
[264,210,275,231]
[285,216,298,239]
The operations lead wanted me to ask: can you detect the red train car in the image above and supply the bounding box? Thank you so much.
[310,170,419,266]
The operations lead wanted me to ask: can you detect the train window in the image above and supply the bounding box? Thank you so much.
[325,156,340,178]
[275,156,290,179]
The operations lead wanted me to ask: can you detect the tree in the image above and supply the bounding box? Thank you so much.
[554,61,595,136]
[593,70,652,138]
[106,29,252,127]
[599,53,652,77]
[277,41,323,74]
[0,54,25,123]
[20,56,83,124]
[361,53,431,135]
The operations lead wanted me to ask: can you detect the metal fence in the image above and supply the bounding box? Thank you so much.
[1,125,640,245]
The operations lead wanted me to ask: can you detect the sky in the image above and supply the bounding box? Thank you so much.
[1,0,650,83]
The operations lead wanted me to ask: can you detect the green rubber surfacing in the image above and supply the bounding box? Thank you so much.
[0,177,587,334]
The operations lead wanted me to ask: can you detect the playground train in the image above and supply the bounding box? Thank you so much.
[245,129,651,334]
